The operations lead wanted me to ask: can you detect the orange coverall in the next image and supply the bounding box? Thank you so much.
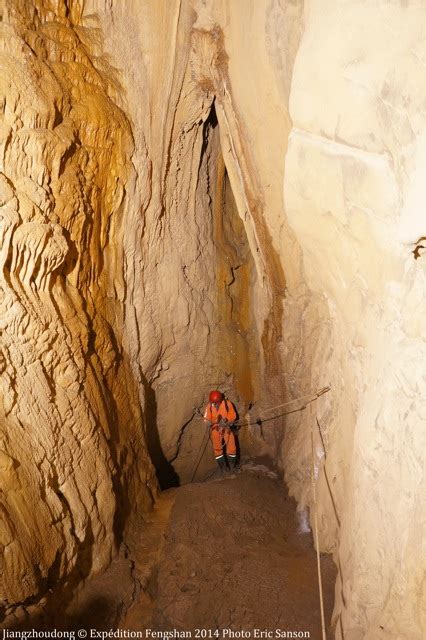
[204,399,237,462]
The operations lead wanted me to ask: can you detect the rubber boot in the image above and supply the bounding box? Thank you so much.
[228,456,239,471]
[216,455,226,475]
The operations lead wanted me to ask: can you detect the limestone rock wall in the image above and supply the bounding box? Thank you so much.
[95,1,424,637]
[0,0,156,620]
[1,0,275,617]
[283,3,426,638]
[182,2,426,637]
[89,0,277,485]
[1,1,425,639]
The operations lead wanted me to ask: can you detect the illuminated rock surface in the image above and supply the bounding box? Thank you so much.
[0,2,424,639]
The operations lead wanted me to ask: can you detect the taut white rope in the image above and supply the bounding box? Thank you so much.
[310,418,327,640]
[259,386,331,415]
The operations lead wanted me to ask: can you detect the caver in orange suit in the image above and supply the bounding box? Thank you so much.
[204,390,238,470]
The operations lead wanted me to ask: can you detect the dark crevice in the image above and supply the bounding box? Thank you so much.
[142,373,180,490]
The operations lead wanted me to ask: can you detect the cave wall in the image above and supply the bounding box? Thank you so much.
[284,2,426,639]
[187,2,426,637]
[89,0,277,484]
[0,0,157,620]
[1,1,425,639]
[100,0,424,637]
[1,0,274,618]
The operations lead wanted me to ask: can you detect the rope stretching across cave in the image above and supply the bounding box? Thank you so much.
[191,385,331,480]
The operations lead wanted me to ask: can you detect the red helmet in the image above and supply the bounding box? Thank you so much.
[209,390,223,403]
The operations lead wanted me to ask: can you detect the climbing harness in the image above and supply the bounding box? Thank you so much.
[190,416,231,482]
[190,386,331,482]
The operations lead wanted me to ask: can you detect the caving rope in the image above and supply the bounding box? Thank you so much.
[243,385,331,426]
[190,424,211,483]
[191,386,331,481]
[311,416,327,640]
[190,414,234,483]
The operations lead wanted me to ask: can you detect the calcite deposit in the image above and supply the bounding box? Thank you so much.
[0,0,157,617]
[0,1,424,639]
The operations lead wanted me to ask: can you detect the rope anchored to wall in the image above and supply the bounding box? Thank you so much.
[239,385,331,427]
[190,385,331,481]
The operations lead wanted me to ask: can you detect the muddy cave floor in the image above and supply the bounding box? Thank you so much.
[13,463,337,638]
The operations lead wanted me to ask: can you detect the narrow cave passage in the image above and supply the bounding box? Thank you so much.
[2,3,423,640]
[123,102,336,637]
[7,103,336,638]
[99,103,335,636]
[154,101,266,490]
[1,91,337,640]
